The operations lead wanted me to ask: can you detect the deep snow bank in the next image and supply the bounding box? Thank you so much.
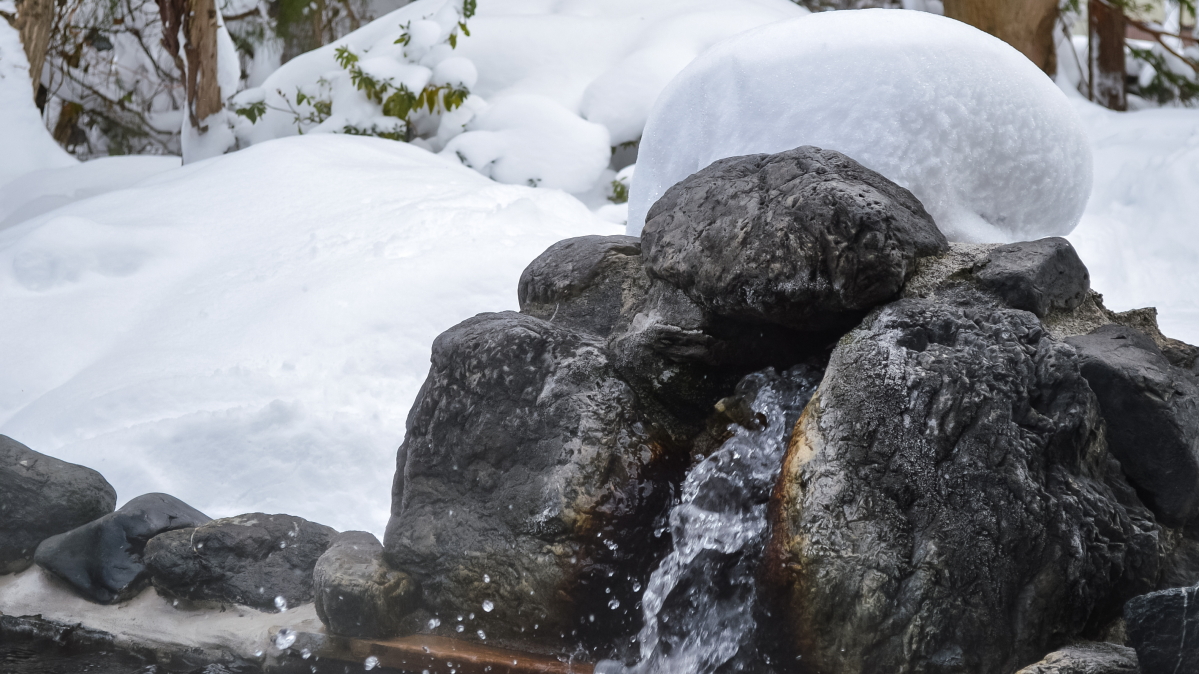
[627,9,1092,243]
[238,0,806,199]
[1067,99,1199,343]
[0,134,621,534]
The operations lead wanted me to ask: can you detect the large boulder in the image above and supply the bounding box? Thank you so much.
[640,146,948,332]
[1014,642,1140,674]
[974,237,1091,318]
[144,513,336,610]
[383,311,684,650]
[314,531,416,638]
[517,235,649,339]
[33,493,210,603]
[1124,584,1199,673]
[764,298,1159,674]
[1066,325,1199,527]
[1,435,116,574]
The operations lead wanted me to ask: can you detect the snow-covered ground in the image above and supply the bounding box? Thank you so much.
[0,135,620,533]
[0,6,1196,536]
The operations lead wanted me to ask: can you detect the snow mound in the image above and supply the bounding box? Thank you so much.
[239,0,806,197]
[0,156,180,229]
[0,135,621,534]
[627,9,1093,243]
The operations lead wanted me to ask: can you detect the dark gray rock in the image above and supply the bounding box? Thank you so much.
[33,493,210,603]
[313,531,416,638]
[1066,324,1199,527]
[1110,307,1199,372]
[1015,642,1140,674]
[974,237,1091,318]
[518,235,649,339]
[765,298,1159,674]
[384,311,684,649]
[1,435,116,575]
[641,145,947,332]
[1125,585,1199,674]
[144,513,336,611]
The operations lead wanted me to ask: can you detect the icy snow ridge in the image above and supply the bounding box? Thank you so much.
[627,9,1093,244]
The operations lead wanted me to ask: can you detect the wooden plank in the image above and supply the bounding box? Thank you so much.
[300,630,596,674]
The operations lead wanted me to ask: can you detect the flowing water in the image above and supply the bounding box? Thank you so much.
[599,365,821,674]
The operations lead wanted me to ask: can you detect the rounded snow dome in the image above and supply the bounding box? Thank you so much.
[627,9,1093,243]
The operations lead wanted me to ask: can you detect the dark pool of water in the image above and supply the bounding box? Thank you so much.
[0,638,155,674]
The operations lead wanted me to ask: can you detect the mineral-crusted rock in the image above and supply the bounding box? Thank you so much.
[384,311,683,648]
[764,298,1159,674]
[144,513,336,610]
[1014,642,1140,674]
[1125,584,1199,673]
[641,146,947,332]
[518,235,649,339]
[33,493,210,603]
[974,237,1090,318]
[1066,325,1199,526]
[1109,306,1199,372]
[0,435,116,575]
[314,531,416,638]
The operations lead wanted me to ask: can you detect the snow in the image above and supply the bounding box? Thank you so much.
[235,0,807,196]
[0,156,181,229]
[626,9,1093,244]
[0,134,621,535]
[441,94,611,192]
[0,6,77,185]
[1066,100,1199,344]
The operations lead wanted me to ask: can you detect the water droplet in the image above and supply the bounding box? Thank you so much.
[364,656,379,670]
[483,574,490,583]
[274,628,296,650]
[457,614,464,621]
[605,587,611,594]
[254,650,263,658]
[608,599,620,610]
[274,595,288,612]
[301,648,311,659]
[482,600,494,612]
[589,614,595,622]
[279,541,287,549]
[427,618,441,629]
[469,612,475,620]
[456,624,465,633]
[633,582,642,592]
[172,599,178,606]
[477,629,486,640]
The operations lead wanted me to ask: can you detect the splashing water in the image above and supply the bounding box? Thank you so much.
[598,365,820,674]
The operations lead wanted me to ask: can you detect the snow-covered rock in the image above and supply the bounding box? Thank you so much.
[627,9,1093,244]
[0,134,621,534]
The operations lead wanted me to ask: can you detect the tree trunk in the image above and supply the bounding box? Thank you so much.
[943,0,1060,76]
[11,0,56,96]
[154,0,222,129]
[1089,0,1127,111]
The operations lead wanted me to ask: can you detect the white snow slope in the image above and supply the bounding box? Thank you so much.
[627,9,1092,243]
[0,135,621,534]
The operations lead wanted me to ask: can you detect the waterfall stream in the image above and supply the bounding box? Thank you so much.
[599,365,821,674]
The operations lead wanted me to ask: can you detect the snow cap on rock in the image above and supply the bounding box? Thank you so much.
[627,9,1093,243]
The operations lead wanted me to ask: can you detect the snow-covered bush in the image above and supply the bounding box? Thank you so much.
[231,0,807,199]
[628,9,1093,243]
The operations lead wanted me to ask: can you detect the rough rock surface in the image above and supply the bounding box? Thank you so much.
[33,493,210,604]
[974,237,1091,318]
[641,146,947,332]
[765,298,1159,674]
[1,435,116,575]
[1014,642,1140,674]
[144,513,336,610]
[1125,584,1199,673]
[314,531,416,638]
[383,311,683,648]
[1066,325,1199,526]
[518,235,649,339]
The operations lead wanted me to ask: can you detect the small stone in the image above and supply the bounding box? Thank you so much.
[974,237,1090,318]
[1125,584,1199,674]
[313,531,417,638]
